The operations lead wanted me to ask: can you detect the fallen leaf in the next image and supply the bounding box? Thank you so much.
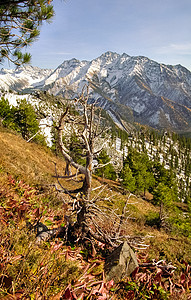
[61,286,77,300]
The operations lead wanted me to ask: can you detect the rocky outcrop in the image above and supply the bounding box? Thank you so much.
[104,241,138,282]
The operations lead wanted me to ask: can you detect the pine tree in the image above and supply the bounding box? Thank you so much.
[120,164,136,192]
[13,99,39,140]
[121,148,155,195]
[69,131,86,166]
[95,150,117,181]
[0,96,13,126]
[0,0,54,65]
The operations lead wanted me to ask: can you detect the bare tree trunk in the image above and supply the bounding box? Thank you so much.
[54,86,116,245]
[82,153,93,198]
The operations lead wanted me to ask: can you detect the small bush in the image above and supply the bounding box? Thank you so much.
[145,211,161,228]
[0,97,46,144]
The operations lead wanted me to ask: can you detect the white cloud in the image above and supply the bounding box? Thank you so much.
[157,43,191,55]
[49,52,72,55]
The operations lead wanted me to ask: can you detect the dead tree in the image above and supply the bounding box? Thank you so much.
[57,86,107,197]
[54,86,112,242]
[50,86,149,250]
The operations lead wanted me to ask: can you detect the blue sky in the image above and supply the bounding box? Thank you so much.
[4,0,191,70]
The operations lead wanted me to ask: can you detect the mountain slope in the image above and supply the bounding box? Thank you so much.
[0,126,66,185]
[1,51,191,131]
[0,65,52,91]
[1,125,191,299]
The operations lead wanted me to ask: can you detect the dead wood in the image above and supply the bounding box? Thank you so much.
[49,85,148,251]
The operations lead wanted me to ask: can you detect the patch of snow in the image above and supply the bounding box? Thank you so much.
[145,142,150,149]
[165,113,171,122]
[116,137,121,152]
[149,111,159,125]
[92,159,98,167]
[107,110,124,130]
[0,92,33,106]
[39,117,53,147]
[133,102,146,114]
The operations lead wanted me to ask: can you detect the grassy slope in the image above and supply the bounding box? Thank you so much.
[0,126,66,185]
[0,126,158,220]
[0,126,191,299]
[0,126,191,253]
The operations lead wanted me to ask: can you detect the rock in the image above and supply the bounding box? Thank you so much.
[35,224,66,244]
[36,231,52,244]
[104,241,138,282]
[35,222,49,236]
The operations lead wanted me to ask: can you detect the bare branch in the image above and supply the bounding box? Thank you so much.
[52,161,77,199]
[26,129,40,143]
[115,193,133,238]
[93,161,110,170]
[57,107,86,175]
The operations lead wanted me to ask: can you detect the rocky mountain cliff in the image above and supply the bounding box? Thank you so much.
[1,51,191,132]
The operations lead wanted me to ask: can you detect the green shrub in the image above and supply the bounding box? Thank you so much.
[0,97,46,145]
[13,99,39,140]
[0,97,14,127]
[145,211,161,228]
[95,149,117,180]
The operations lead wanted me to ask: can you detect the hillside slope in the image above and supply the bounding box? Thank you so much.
[0,126,65,185]
[0,126,191,299]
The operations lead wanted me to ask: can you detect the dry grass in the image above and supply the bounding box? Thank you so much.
[0,125,166,242]
[1,126,191,298]
[0,127,63,184]
[0,127,86,194]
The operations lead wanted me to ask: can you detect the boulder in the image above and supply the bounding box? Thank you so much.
[104,241,138,282]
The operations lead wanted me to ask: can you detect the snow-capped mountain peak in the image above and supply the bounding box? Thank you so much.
[1,51,191,132]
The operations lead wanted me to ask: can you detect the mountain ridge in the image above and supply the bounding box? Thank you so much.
[1,51,191,132]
